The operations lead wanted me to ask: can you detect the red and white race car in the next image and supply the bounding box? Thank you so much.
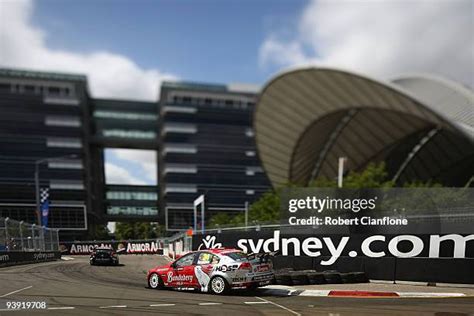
[147,248,274,294]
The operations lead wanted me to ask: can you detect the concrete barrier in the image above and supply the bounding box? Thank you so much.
[0,251,61,267]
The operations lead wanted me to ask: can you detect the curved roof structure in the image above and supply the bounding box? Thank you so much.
[254,67,474,188]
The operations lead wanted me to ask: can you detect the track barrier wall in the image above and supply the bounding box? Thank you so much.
[0,251,61,267]
[59,240,165,255]
[192,230,474,284]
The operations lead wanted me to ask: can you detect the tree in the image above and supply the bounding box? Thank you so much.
[208,162,441,227]
[87,224,110,240]
[309,162,394,188]
[114,222,164,240]
[209,213,233,228]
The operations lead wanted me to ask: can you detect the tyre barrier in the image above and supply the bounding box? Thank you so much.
[289,271,310,285]
[340,272,357,283]
[323,270,343,284]
[273,269,369,286]
[274,268,294,285]
[353,271,369,283]
[307,272,327,285]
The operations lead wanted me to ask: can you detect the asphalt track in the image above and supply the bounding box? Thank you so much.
[0,255,473,315]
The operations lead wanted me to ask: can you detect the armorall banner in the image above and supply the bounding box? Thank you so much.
[60,240,164,255]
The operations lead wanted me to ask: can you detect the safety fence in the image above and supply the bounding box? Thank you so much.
[166,231,193,259]
[0,217,59,252]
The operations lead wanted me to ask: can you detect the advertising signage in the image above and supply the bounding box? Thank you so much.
[60,240,164,255]
[194,188,474,283]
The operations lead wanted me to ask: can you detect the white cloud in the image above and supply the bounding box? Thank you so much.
[260,0,473,87]
[113,149,157,183]
[104,162,147,186]
[0,0,177,100]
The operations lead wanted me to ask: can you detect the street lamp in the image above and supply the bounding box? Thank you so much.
[34,154,78,225]
[337,157,348,188]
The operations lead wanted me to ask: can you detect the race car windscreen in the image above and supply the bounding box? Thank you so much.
[224,252,248,261]
[95,249,112,254]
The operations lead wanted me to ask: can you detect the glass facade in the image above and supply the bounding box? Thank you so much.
[159,82,271,230]
[94,110,157,121]
[102,129,156,139]
[0,69,271,235]
[106,191,158,201]
[107,206,158,216]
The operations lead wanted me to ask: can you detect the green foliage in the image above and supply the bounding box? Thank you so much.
[114,222,164,240]
[209,190,282,228]
[309,162,394,188]
[209,213,234,228]
[403,180,442,188]
[208,162,442,227]
[87,224,110,240]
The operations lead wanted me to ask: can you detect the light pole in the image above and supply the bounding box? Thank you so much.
[337,157,348,188]
[34,154,78,226]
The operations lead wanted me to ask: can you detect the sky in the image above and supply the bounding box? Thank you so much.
[0,0,472,187]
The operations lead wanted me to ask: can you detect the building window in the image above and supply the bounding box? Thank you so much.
[245,128,254,137]
[24,85,35,93]
[48,161,83,170]
[106,191,158,201]
[163,144,197,154]
[45,115,81,127]
[0,83,9,92]
[49,180,84,190]
[246,190,255,195]
[46,137,82,148]
[43,97,80,106]
[245,166,263,176]
[162,123,197,134]
[102,129,156,139]
[164,164,197,174]
[107,206,158,216]
[183,96,192,104]
[94,110,157,121]
[165,184,197,194]
[162,106,197,114]
[48,86,61,96]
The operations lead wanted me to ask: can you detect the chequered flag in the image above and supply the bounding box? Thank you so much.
[40,188,49,203]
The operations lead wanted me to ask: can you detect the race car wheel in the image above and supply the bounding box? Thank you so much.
[210,276,228,295]
[148,273,163,289]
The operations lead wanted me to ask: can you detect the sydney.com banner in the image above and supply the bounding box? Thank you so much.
[194,188,474,283]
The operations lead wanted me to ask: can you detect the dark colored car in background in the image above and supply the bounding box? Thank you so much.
[90,247,119,266]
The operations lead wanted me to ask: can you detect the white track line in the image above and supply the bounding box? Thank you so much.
[99,305,127,309]
[48,307,75,310]
[396,292,466,297]
[60,256,74,261]
[198,302,222,306]
[0,286,33,298]
[150,303,176,307]
[245,301,270,304]
[255,296,301,316]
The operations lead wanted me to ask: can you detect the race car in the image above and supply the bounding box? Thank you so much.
[147,248,274,294]
[90,247,119,266]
